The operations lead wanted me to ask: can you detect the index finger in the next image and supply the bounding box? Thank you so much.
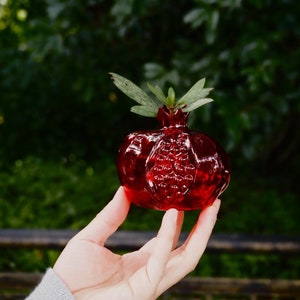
[74,186,131,245]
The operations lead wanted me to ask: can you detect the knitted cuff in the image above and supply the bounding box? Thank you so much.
[25,268,75,300]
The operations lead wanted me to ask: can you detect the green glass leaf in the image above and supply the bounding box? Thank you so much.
[147,83,167,105]
[177,78,213,106]
[168,87,176,103]
[110,73,158,109]
[182,98,213,112]
[130,105,158,117]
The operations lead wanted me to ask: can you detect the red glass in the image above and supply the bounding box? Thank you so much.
[117,106,230,211]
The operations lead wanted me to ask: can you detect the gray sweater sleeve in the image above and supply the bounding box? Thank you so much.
[25,268,75,300]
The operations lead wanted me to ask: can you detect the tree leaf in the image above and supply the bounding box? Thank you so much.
[110,73,158,109]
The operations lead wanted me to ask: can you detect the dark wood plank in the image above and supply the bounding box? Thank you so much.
[206,233,300,254]
[0,229,77,249]
[0,272,42,289]
[0,229,300,253]
[1,273,300,297]
[172,277,300,296]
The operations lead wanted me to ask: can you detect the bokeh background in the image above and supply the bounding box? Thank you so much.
[0,0,299,279]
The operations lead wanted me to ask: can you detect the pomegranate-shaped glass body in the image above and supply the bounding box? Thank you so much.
[117,106,230,211]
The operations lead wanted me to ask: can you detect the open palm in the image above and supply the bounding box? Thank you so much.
[54,187,220,300]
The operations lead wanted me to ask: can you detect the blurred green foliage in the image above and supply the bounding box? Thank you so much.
[0,0,299,278]
[0,156,119,228]
[1,0,299,176]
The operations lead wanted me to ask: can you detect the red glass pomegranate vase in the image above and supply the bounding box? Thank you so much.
[111,73,230,211]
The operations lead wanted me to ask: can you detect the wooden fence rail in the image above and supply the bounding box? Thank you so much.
[1,229,300,253]
[0,229,300,300]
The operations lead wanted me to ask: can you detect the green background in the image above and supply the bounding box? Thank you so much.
[0,0,299,279]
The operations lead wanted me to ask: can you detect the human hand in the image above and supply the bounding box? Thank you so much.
[53,186,221,300]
